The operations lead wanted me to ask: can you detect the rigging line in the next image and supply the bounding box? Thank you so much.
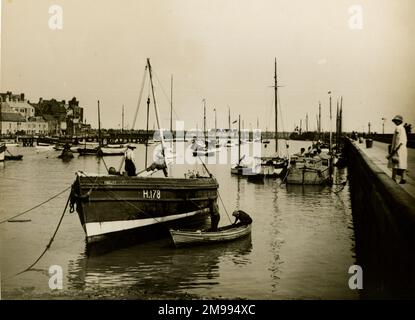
[15,191,71,276]
[131,65,148,130]
[217,192,232,224]
[99,155,110,173]
[0,185,72,224]
[196,155,231,223]
[153,69,181,122]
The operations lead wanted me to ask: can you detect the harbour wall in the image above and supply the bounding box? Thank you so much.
[345,138,415,299]
[368,133,415,148]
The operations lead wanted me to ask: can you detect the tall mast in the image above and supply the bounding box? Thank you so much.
[238,114,241,164]
[328,91,333,183]
[97,100,101,147]
[170,74,173,133]
[340,97,343,140]
[336,99,340,148]
[274,58,278,153]
[121,104,124,133]
[203,99,206,142]
[145,97,150,168]
[228,106,231,131]
[147,58,167,173]
[214,108,217,133]
[329,93,332,153]
[318,101,321,140]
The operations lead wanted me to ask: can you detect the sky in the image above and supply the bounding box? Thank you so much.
[1,0,415,133]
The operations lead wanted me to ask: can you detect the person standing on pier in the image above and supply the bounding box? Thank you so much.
[124,144,136,176]
[387,115,408,184]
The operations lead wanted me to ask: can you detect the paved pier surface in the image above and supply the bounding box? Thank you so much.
[355,140,415,199]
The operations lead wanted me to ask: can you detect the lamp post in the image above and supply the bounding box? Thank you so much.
[382,117,386,134]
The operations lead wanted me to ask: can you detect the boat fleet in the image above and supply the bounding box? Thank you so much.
[1,58,344,250]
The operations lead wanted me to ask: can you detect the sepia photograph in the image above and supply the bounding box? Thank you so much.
[1,0,414,307]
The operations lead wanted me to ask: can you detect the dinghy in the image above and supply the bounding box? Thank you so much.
[170,223,251,247]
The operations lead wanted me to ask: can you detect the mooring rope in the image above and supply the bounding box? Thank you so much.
[333,178,348,194]
[0,185,72,224]
[14,192,71,276]
[197,156,232,223]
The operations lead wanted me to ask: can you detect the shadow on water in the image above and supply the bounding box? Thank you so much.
[67,235,252,295]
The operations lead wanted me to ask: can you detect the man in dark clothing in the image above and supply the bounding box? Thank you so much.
[232,210,253,226]
[124,145,136,176]
[209,199,220,231]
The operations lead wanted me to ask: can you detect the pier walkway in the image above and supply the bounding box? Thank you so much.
[355,140,415,199]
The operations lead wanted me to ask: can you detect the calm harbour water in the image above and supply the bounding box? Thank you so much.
[0,140,357,299]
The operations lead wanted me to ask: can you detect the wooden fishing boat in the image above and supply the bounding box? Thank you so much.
[169,223,252,247]
[71,59,220,245]
[286,155,330,185]
[72,173,218,244]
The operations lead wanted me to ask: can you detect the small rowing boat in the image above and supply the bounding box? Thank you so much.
[170,223,252,247]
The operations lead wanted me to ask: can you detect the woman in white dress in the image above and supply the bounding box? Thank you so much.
[387,115,408,184]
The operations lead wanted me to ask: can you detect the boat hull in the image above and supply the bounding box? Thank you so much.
[170,224,252,247]
[286,166,330,185]
[72,173,219,244]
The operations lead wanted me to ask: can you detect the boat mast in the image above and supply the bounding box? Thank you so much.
[329,92,332,154]
[214,108,217,134]
[328,91,333,183]
[238,114,241,164]
[170,75,173,134]
[121,105,124,133]
[318,101,321,141]
[203,99,207,143]
[228,107,231,131]
[274,58,278,154]
[147,58,167,173]
[97,100,101,147]
[145,97,150,169]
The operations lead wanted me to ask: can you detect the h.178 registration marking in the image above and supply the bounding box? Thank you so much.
[142,189,161,199]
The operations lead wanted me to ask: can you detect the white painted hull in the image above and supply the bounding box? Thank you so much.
[99,147,127,155]
[170,224,252,247]
[85,208,209,243]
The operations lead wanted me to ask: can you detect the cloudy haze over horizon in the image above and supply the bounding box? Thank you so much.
[1,0,414,134]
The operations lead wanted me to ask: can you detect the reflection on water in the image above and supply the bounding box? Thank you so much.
[68,236,252,295]
[0,141,357,299]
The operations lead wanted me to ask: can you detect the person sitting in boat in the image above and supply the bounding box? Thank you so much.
[209,199,220,231]
[232,210,253,227]
[124,144,136,176]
